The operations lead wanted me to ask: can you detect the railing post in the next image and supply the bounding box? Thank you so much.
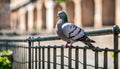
[53,46,57,69]
[95,47,99,69]
[75,46,79,69]
[35,46,37,69]
[104,48,108,69]
[47,46,50,69]
[83,46,87,69]
[61,47,64,69]
[28,37,32,69]
[113,25,119,69]
[38,41,41,69]
[68,47,72,69]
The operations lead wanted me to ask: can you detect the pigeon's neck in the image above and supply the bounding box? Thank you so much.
[60,18,68,23]
[57,20,67,24]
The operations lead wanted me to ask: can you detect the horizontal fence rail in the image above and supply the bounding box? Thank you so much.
[0,26,119,42]
[0,25,120,69]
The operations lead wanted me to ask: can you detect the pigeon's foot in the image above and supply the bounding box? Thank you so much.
[64,44,74,48]
[68,45,74,48]
[64,45,69,48]
[63,42,69,48]
[62,42,74,48]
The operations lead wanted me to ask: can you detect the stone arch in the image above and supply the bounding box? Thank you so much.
[54,3,62,28]
[33,7,37,30]
[41,4,46,29]
[102,0,115,26]
[25,11,28,31]
[81,0,94,27]
[66,1,75,23]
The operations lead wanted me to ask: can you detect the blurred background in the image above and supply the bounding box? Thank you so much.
[0,0,120,35]
[0,0,120,69]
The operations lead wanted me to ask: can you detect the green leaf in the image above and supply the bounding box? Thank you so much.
[109,52,114,58]
[56,0,68,3]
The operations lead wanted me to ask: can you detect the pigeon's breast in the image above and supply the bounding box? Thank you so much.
[56,23,70,42]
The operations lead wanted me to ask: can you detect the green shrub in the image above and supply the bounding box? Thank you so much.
[0,56,12,69]
[0,50,12,69]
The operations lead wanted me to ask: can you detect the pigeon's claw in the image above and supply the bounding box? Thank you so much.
[63,42,70,48]
[69,43,74,48]
[63,42,74,48]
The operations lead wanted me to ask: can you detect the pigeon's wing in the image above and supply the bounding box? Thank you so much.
[61,22,96,48]
[61,23,85,41]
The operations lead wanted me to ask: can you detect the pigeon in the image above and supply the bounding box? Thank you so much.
[56,10,95,48]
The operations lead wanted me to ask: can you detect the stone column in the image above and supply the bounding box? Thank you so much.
[19,8,26,33]
[36,1,42,31]
[27,4,34,32]
[94,0,102,28]
[45,0,54,32]
[115,0,120,26]
[74,0,82,27]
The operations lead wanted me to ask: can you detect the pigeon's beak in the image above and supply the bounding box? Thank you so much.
[56,15,59,18]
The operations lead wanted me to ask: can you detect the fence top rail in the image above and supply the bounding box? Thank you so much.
[27,29,113,41]
[0,39,27,42]
[0,25,120,42]
[27,25,120,42]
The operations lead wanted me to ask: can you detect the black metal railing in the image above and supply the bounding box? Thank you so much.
[0,25,120,69]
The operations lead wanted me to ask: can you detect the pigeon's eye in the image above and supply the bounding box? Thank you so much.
[70,26,73,29]
[70,26,74,30]
[71,25,75,28]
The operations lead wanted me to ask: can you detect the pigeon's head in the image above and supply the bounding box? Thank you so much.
[56,10,68,22]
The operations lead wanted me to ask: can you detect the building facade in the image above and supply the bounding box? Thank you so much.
[0,0,10,29]
[9,0,120,33]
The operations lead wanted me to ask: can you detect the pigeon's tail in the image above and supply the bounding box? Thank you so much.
[79,35,95,43]
[83,42,95,49]
[79,36,96,49]
[85,38,95,43]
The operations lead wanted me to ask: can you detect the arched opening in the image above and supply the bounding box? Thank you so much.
[33,7,37,30]
[54,3,62,28]
[102,0,115,26]
[81,0,94,27]
[41,4,46,29]
[66,1,75,23]
[25,11,28,31]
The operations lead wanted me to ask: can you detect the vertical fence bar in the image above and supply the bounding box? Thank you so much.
[28,41,31,69]
[23,47,24,69]
[113,25,119,69]
[75,46,79,69]
[61,47,64,69]
[53,46,57,69]
[104,48,108,69]
[47,46,50,69]
[68,47,72,69]
[42,47,45,69]
[83,47,87,69]
[95,50,98,69]
[38,42,41,69]
[32,42,34,69]
[35,46,37,69]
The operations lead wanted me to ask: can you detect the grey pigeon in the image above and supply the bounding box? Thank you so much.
[56,10,95,48]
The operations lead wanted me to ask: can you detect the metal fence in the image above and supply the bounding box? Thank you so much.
[0,25,120,69]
